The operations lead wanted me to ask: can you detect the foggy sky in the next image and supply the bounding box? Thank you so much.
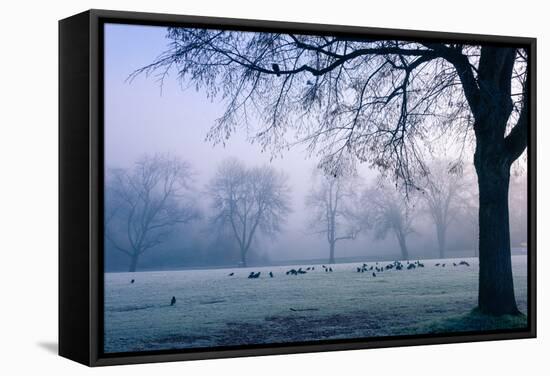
[104,23,526,267]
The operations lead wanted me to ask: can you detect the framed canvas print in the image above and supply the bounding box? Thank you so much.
[59,9,536,366]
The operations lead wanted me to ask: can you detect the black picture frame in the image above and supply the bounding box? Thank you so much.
[59,9,537,367]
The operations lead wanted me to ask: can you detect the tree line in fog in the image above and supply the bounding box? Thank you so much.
[105,154,527,272]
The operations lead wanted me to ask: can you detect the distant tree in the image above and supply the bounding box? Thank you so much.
[135,30,530,314]
[105,154,200,272]
[305,171,361,264]
[509,172,528,248]
[208,159,291,267]
[361,181,415,260]
[419,160,467,258]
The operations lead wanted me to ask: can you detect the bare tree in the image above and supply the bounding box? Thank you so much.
[208,159,291,266]
[420,159,467,258]
[305,171,360,264]
[135,30,530,314]
[105,154,200,272]
[361,181,415,260]
[509,172,528,248]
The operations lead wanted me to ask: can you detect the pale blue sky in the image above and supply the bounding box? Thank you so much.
[103,23,386,261]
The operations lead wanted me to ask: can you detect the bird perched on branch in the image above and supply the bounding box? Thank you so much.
[272,63,281,76]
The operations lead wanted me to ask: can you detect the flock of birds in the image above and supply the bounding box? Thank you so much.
[128,259,472,306]
[227,259,471,279]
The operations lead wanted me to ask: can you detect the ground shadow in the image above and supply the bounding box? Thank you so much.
[37,341,58,354]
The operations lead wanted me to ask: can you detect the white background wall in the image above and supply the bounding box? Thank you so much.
[0,0,546,374]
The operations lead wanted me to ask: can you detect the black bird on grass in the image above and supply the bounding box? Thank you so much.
[228,272,234,276]
[272,63,281,76]
[130,279,135,284]
[269,271,274,278]
[435,263,440,267]
[372,272,376,277]
[170,296,176,306]
[329,267,333,272]
[453,263,457,267]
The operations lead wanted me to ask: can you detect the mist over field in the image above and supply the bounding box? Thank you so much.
[102,23,530,353]
[104,24,527,272]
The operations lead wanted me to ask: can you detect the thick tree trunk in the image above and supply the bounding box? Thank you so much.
[128,254,139,272]
[475,145,519,315]
[329,241,335,264]
[240,248,247,267]
[436,224,446,259]
[396,232,409,261]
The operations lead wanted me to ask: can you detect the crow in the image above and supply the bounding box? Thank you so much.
[272,63,281,76]
[130,279,135,284]
[435,263,440,266]
[269,271,274,278]
[357,267,361,273]
[170,296,176,306]
[228,272,234,276]
[372,272,376,277]
[329,267,333,272]
[442,263,446,267]
[453,263,457,267]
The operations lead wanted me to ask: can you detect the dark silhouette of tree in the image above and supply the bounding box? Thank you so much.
[305,170,360,264]
[420,159,466,258]
[135,30,529,315]
[105,154,200,272]
[361,181,415,260]
[208,159,291,266]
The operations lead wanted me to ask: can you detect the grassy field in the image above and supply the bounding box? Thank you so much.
[104,256,528,353]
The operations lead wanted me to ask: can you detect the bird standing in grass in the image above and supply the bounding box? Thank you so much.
[228,272,234,276]
[269,271,274,278]
[372,272,376,277]
[170,296,176,306]
[130,279,135,284]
